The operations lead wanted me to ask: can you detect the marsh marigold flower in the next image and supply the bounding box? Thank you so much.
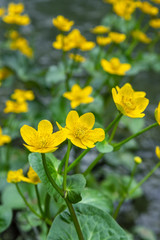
[56,111,105,149]
[139,2,159,16]
[113,1,138,20]
[53,34,75,52]
[91,25,110,34]
[112,83,149,118]
[155,102,160,125]
[4,100,28,113]
[20,120,66,153]
[149,19,160,29]
[63,84,94,108]
[155,146,160,159]
[0,8,5,17]
[69,53,86,62]
[0,127,11,146]
[96,36,112,46]
[7,167,41,184]
[11,89,34,102]
[101,57,131,75]
[132,30,152,44]
[52,15,74,32]
[152,0,160,3]
[134,156,142,164]
[108,32,126,44]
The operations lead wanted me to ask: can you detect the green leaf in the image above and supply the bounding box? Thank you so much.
[66,174,86,204]
[133,226,156,240]
[0,205,12,233]
[45,64,65,86]
[16,211,41,232]
[47,203,128,240]
[96,138,113,153]
[121,117,145,134]
[81,188,113,213]
[29,153,63,197]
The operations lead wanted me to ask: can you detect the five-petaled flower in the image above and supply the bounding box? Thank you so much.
[101,57,131,76]
[155,102,160,125]
[63,84,94,108]
[20,120,66,153]
[112,83,149,118]
[56,111,105,149]
[52,15,74,32]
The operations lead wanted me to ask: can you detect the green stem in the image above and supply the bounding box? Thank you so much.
[108,116,121,144]
[35,185,44,216]
[114,122,158,151]
[129,161,160,196]
[83,153,104,177]
[44,193,51,219]
[58,151,68,173]
[65,199,84,240]
[16,183,41,218]
[113,198,125,220]
[67,148,90,173]
[105,113,122,133]
[63,140,72,192]
[41,153,64,198]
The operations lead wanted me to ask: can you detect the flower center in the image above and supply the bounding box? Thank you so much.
[122,96,136,110]
[74,127,86,139]
[111,58,120,69]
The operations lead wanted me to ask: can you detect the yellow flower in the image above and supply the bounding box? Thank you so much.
[4,100,28,114]
[10,37,33,58]
[8,3,24,14]
[69,53,86,62]
[113,1,138,20]
[11,89,35,102]
[132,30,152,44]
[91,25,110,34]
[8,30,19,39]
[63,84,94,108]
[20,120,66,153]
[27,167,41,184]
[57,111,105,149]
[152,0,160,3]
[79,41,95,51]
[0,127,11,146]
[112,83,149,118]
[134,156,142,164]
[139,2,159,16]
[155,146,160,159]
[52,15,74,32]
[96,36,112,46]
[108,32,126,43]
[53,34,75,51]
[149,19,160,29]
[101,58,131,75]
[7,167,41,184]
[7,169,25,183]
[0,8,5,17]
[155,102,160,125]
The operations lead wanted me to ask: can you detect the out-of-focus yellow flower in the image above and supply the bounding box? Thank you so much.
[155,102,160,125]
[91,25,110,34]
[7,167,41,184]
[56,111,105,149]
[11,89,35,102]
[27,167,41,184]
[139,2,159,16]
[152,0,160,3]
[79,41,95,51]
[96,36,112,46]
[4,100,28,114]
[112,83,149,118]
[103,0,116,4]
[113,0,138,20]
[20,120,66,153]
[155,146,160,159]
[53,34,75,51]
[63,84,94,108]
[52,15,74,32]
[132,30,152,44]
[10,37,33,58]
[0,127,11,146]
[108,32,126,44]
[134,156,142,164]
[150,18,160,28]
[0,68,11,83]
[0,8,5,17]
[3,3,30,25]
[69,53,86,62]
[8,30,19,39]
[101,57,131,75]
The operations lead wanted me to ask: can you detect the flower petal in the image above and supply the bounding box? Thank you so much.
[69,136,87,149]
[66,111,79,129]
[20,125,38,146]
[79,112,95,130]
[85,128,105,142]
[38,120,53,135]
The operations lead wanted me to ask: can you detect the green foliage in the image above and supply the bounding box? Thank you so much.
[47,203,128,240]
[66,174,86,203]
[96,135,113,153]
[0,205,12,233]
[133,226,157,240]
